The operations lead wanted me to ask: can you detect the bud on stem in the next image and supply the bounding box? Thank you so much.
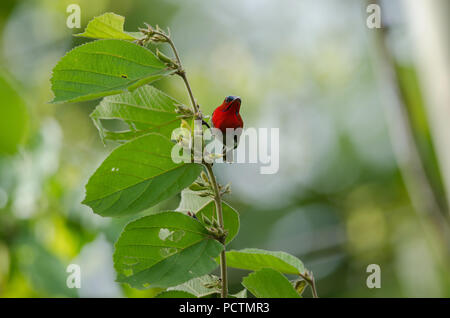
[156,48,177,68]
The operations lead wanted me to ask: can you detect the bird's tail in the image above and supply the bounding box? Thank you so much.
[222,135,239,163]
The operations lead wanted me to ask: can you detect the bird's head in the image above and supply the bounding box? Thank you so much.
[222,95,241,112]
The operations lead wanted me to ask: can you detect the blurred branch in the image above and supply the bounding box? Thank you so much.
[368,1,450,258]
[402,0,450,216]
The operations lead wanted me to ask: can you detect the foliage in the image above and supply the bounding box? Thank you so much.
[74,13,140,41]
[0,71,28,155]
[242,268,301,298]
[82,133,202,217]
[226,248,305,275]
[168,274,221,297]
[49,12,315,298]
[51,39,173,103]
[90,85,182,142]
[113,212,223,288]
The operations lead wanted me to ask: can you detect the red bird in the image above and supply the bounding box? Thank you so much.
[210,96,243,161]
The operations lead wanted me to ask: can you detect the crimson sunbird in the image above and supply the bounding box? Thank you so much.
[210,96,243,161]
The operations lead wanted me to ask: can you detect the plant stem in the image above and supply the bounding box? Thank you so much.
[179,72,199,116]
[161,31,228,298]
[205,163,228,298]
[299,272,318,298]
[309,274,318,298]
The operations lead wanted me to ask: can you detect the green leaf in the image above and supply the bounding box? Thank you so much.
[75,12,140,40]
[168,274,221,298]
[230,289,247,298]
[155,290,196,298]
[176,190,240,245]
[242,268,301,298]
[127,32,145,39]
[83,133,202,217]
[176,189,212,213]
[50,39,173,103]
[226,248,305,275]
[114,212,223,288]
[293,279,308,296]
[196,200,239,245]
[90,85,182,143]
[0,71,28,155]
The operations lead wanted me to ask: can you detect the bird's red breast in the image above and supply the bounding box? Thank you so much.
[211,96,243,133]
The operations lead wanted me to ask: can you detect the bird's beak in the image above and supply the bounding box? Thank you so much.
[225,96,241,111]
[231,96,241,104]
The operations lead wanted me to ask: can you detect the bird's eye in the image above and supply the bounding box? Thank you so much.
[225,96,234,103]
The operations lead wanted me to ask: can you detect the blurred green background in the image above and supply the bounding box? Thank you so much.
[0,0,449,297]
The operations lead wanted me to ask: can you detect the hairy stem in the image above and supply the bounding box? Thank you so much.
[311,279,318,298]
[205,163,228,298]
[179,72,199,116]
[161,31,228,298]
